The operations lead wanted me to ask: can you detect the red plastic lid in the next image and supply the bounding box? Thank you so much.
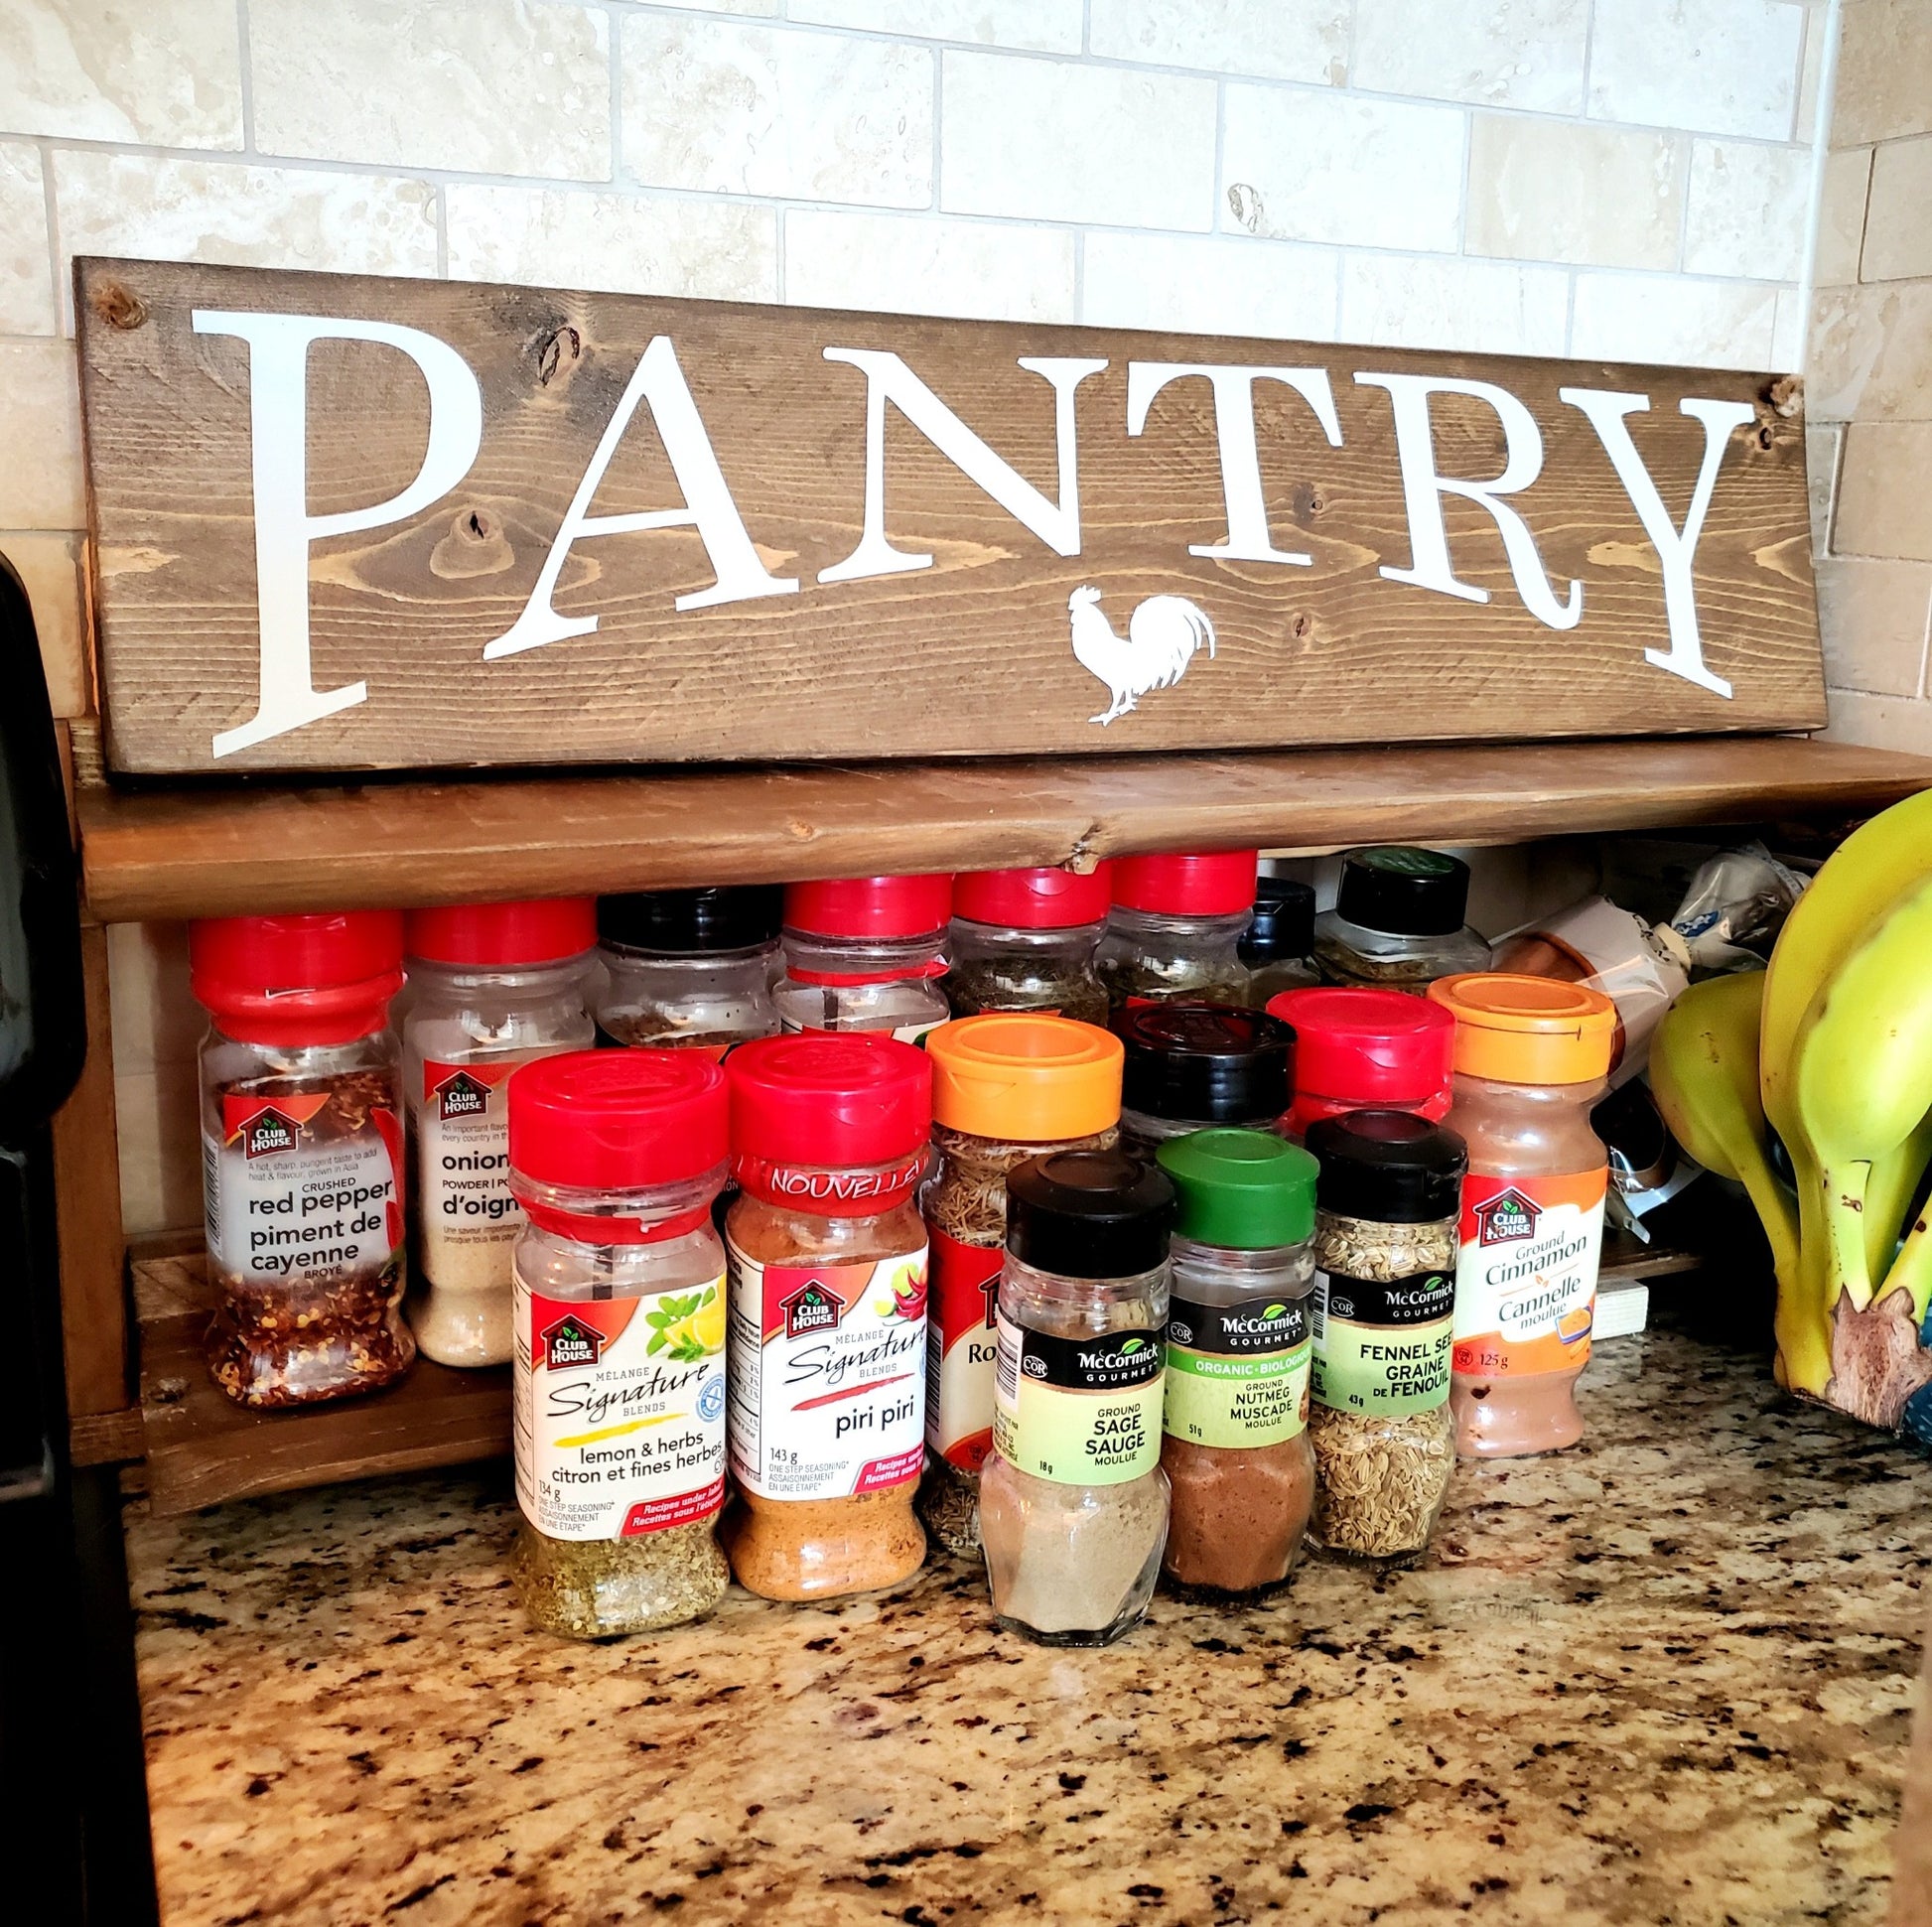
[1110,851,1258,916]
[507,1049,727,1191]
[190,911,404,1045]
[1266,987,1455,1103]
[727,1032,932,1169]
[405,898,597,968]
[952,864,1112,930]
[784,875,953,940]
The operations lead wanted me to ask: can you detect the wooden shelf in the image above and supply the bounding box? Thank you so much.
[77,734,1932,922]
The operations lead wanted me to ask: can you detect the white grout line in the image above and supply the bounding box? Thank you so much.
[1795,0,1845,372]
[234,0,256,155]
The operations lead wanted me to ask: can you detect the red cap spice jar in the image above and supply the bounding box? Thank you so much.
[506,1049,732,1639]
[722,1033,933,1600]
[1096,850,1258,1015]
[191,911,409,1408]
[1267,987,1456,1140]
[946,865,1112,1026]
[774,875,953,1044]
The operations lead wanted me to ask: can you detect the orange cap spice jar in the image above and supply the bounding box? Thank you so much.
[722,1033,933,1600]
[919,1016,1124,1558]
[1428,975,1617,1459]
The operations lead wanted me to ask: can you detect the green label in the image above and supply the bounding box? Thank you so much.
[992,1313,1164,1486]
[1311,1268,1452,1415]
[1163,1292,1311,1448]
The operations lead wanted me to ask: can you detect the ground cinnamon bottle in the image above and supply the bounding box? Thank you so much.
[722,1032,932,1599]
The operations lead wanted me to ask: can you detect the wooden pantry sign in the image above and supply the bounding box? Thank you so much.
[74,256,1824,777]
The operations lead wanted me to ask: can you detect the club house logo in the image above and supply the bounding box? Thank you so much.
[541,1313,605,1371]
[780,1279,845,1339]
[434,1068,492,1122]
[240,1107,300,1160]
[1476,1188,1543,1246]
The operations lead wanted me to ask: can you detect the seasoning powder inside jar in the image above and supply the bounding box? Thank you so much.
[1096,850,1257,1014]
[507,1050,732,1639]
[979,1149,1175,1647]
[594,886,784,1055]
[919,1015,1124,1557]
[945,866,1112,1025]
[1155,1129,1319,1599]
[1116,1001,1295,1156]
[1304,1110,1467,1568]
[723,1032,933,1600]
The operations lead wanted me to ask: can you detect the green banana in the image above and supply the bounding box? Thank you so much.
[1866,1106,1932,1279]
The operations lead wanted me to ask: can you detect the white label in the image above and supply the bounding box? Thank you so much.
[413,1058,520,1277]
[775,1013,950,1045]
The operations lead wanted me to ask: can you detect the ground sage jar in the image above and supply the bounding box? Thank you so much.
[594,886,784,1055]
[1304,1110,1466,1568]
[1096,851,1257,1013]
[1116,1001,1295,1155]
[1311,847,1491,991]
[192,911,412,1409]
[508,1050,732,1638]
[919,1015,1124,1557]
[775,875,953,1042]
[945,865,1111,1024]
[979,1149,1175,1646]
[723,1032,932,1600]
[1155,1129,1319,1599]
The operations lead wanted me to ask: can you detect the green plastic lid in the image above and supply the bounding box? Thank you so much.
[1156,1127,1317,1250]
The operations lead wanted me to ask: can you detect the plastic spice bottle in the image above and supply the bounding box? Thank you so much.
[1311,848,1492,991]
[401,898,597,1368]
[919,1015,1123,1558]
[594,886,784,1055]
[1240,876,1320,1004]
[1155,1129,1320,1599]
[1096,851,1257,1014]
[1267,987,1455,1141]
[192,912,412,1409]
[1429,975,1616,1459]
[945,865,1112,1026]
[1115,1001,1295,1156]
[774,875,953,1043]
[507,1050,732,1639]
[1304,1110,1467,1567]
[979,1149,1175,1647]
[722,1032,933,1600]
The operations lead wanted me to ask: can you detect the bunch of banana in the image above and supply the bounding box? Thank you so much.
[1651,789,1932,1431]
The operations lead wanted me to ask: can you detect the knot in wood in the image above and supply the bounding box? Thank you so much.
[533,325,582,386]
[90,280,148,331]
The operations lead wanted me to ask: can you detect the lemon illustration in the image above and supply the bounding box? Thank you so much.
[647,1285,726,1360]
[685,1294,727,1353]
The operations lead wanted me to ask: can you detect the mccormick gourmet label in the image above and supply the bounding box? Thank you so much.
[924,1228,1005,1473]
[1164,1293,1312,1449]
[1450,1170,1606,1379]
[1311,1267,1454,1415]
[724,1247,929,1500]
[993,1318,1165,1485]
[413,1059,519,1270]
[512,1270,728,1541]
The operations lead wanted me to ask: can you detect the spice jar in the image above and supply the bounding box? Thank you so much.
[1116,1001,1294,1156]
[594,886,783,1055]
[192,911,411,1409]
[1267,987,1455,1141]
[919,1015,1123,1558]
[1311,847,1492,991]
[1155,1129,1319,1599]
[1429,974,1616,1460]
[774,875,952,1042]
[945,865,1111,1025]
[723,1032,932,1600]
[1240,876,1319,1005]
[1305,1110,1466,1568]
[979,1149,1175,1647]
[507,1051,732,1639]
[1096,850,1256,1013]
[401,898,597,1368]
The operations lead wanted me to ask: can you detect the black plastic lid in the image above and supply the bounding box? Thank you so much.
[1334,846,1471,938]
[1306,1109,1467,1223]
[597,886,784,955]
[1117,1001,1295,1125]
[1007,1148,1176,1279]
[1240,876,1315,966]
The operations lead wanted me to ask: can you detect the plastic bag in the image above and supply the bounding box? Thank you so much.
[1667,842,1809,972]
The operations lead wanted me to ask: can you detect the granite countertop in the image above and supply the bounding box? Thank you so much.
[127,1316,1931,1927]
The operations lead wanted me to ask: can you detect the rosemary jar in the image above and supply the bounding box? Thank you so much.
[1304,1110,1467,1569]
[919,1015,1123,1557]
[594,886,784,1055]
[1096,851,1257,1014]
[774,875,953,1042]
[980,1149,1175,1647]
[1240,876,1319,1005]
[1312,847,1492,992]
[1116,1001,1295,1156]
[945,865,1111,1025]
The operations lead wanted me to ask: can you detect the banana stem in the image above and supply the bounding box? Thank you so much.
[1820,1160,1877,1313]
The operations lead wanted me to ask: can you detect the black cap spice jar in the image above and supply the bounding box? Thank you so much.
[1240,876,1319,1004]
[594,886,784,1054]
[1311,848,1493,992]
[1116,1001,1295,1156]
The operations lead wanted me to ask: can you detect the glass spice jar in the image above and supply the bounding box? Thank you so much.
[723,1032,933,1600]
[401,898,597,1368]
[1304,1110,1467,1569]
[1155,1129,1319,1600]
[1267,987,1455,1142]
[945,865,1112,1026]
[1240,876,1320,1005]
[1096,851,1257,1014]
[593,886,784,1055]
[980,1149,1175,1647]
[919,1015,1124,1558]
[774,875,953,1043]
[507,1050,732,1639]
[1311,847,1492,992]
[1116,1001,1295,1156]
[192,911,413,1410]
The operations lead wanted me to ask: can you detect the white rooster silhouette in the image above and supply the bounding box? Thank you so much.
[1067,586,1218,725]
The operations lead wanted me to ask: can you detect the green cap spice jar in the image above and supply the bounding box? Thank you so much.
[1155,1128,1319,1599]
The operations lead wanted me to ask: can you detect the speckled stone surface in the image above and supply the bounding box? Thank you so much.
[128,1320,1930,1927]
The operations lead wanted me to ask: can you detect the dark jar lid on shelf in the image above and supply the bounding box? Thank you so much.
[1305,1109,1468,1223]
[1117,1001,1294,1125]
[1333,847,1471,937]
[1239,877,1315,967]
[598,886,784,955]
[1007,1147,1175,1279]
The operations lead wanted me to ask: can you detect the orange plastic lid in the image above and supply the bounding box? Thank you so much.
[927,1014,1123,1142]
[1427,973,1616,1086]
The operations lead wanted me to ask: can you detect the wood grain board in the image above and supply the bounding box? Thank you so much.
[77,257,1824,778]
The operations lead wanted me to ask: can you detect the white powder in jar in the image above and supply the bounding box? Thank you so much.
[977,1461,1168,1633]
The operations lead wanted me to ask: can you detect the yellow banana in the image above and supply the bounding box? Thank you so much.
[1866,1105,1932,1278]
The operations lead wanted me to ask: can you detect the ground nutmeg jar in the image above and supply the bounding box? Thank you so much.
[1095,850,1257,1014]
[944,865,1112,1025]
[774,875,953,1042]
[1116,1001,1295,1156]
[594,886,783,1054]
[723,1032,933,1600]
